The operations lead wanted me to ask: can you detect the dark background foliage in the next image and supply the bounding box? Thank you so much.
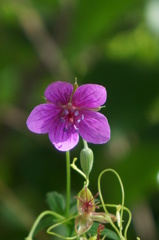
[0,0,159,239]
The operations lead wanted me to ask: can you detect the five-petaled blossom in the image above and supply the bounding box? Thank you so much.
[26,81,110,151]
[75,188,116,236]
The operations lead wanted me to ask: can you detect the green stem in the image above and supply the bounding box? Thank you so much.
[98,203,132,239]
[82,139,88,149]
[70,158,89,187]
[25,210,64,240]
[47,214,78,239]
[66,151,70,217]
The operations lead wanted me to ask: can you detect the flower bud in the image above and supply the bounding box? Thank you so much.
[80,147,94,178]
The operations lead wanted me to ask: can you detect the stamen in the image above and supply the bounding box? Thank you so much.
[74,196,85,203]
[60,104,83,132]
[64,109,69,115]
[69,117,74,123]
[75,188,100,214]
[77,119,81,124]
[74,110,79,116]
[63,126,68,132]
[74,125,79,131]
[60,117,65,122]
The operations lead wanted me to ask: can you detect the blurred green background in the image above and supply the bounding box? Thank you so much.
[0,0,159,239]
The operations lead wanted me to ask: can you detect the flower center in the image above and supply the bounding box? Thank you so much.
[60,103,84,132]
[75,188,99,215]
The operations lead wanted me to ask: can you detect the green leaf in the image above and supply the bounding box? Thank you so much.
[46,191,65,215]
[69,198,77,215]
[87,222,120,240]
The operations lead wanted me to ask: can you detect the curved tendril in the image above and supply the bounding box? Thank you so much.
[98,169,125,239]
[99,204,132,239]
[123,207,132,239]
[47,215,79,239]
[70,158,89,187]
[25,210,65,240]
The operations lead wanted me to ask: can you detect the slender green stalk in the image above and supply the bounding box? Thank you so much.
[98,169,125,239]
[47,215,78,239]
[83,139,88,149]
[98,203,132,239]
[25,210,64,240]
[70,158,89,187]
[66,151,70,217]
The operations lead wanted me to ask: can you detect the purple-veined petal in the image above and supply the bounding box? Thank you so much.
[79,111,110,144]
[26,104,61,134]
[75,215,93,236]
[72,84,106,109]
[49,121,79,151]
[44,81,73,105]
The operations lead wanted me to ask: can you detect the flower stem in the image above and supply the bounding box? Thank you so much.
[47,214,78,239]
[25,210,64,240]
[66,151,70,217]
[70,158,89,187]
[82,139,88,149]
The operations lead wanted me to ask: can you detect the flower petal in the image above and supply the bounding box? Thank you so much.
[26,104,61,134]
[79,111,110,144]
[72,84,106,108]
[44,81,73,105]
[75,215,93,236]
[49,122,79,151]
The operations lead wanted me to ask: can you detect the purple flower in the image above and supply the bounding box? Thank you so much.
[26,81,110,151]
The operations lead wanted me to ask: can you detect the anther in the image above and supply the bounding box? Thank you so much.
[74,110,79,116]
[63,126,68,132]
[64,109,69,115]
[60,117,65,122]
